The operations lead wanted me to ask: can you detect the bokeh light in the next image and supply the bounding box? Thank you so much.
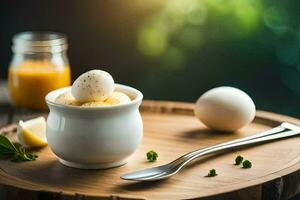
[264,6,291,36]
[136,0,300,117]
[138,0,263,64]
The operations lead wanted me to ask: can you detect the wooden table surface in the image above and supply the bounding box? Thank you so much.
[0,81,300,200]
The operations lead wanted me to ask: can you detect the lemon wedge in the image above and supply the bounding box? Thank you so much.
[17,117,48,148]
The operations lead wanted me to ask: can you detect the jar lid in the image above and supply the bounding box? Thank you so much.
[12,32,68,53]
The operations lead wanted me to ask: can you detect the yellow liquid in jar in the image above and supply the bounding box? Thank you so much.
[8,60,71,110]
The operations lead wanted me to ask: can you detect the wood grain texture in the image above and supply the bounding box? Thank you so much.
[0,100,299,200]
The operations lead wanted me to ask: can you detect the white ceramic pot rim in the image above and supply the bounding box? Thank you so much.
[45,84,143,111]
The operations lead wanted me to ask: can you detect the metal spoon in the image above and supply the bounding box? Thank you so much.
[121,122,300,181]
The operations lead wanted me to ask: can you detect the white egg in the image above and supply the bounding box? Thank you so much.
[71,69,114,102]
[194,87,256,132]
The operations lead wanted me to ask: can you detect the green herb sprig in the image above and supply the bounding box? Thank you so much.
[146,150,158,161]
[206,169,217,177]
[242,160,252,168]
[0,135,37,161]
[235,155,244,165]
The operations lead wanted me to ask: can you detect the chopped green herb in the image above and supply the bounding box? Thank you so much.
[146,150,158,161]
[0,135,37,162]
[206,169,217,177]
[235,155,244,165]
[242,160,252,168]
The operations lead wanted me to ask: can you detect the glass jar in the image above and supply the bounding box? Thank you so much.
[8,32,71,110]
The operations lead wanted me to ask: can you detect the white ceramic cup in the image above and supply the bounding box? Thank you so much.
[45,84,143,169]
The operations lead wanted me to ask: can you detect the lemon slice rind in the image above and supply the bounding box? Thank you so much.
[17,117,48,148]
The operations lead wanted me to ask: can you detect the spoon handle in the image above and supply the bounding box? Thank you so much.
[181,124,285,160]
[173,123,300,168]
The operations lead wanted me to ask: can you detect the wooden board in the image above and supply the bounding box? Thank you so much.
[0,100,300,200]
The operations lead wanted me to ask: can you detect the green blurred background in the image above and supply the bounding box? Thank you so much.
[0,0,299,117]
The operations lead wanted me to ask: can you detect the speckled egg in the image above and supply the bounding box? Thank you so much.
[71,70,114,102]
[194,87,256,132]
